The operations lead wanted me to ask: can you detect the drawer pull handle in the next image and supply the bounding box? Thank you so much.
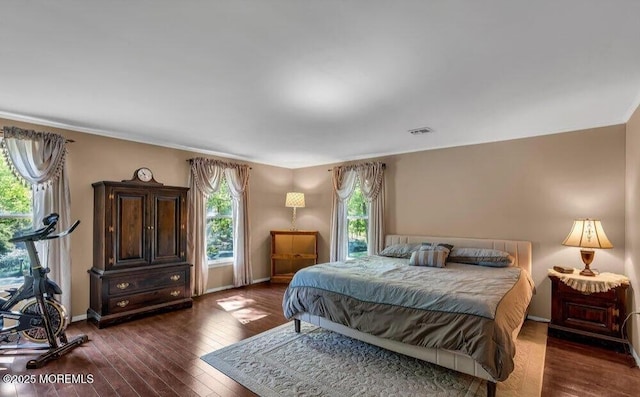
[116,282,130,290]
[170,290,181,297]
[170,274,181,281]
[116,300,129,308]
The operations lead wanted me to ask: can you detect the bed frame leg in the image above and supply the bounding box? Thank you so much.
[294,319,301,333]
[487,381,496,397]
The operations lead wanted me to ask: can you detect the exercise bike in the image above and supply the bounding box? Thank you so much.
[1,213,88,368]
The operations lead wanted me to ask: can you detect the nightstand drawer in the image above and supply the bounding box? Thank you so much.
[563,300,616,333]
[555,280,617,300]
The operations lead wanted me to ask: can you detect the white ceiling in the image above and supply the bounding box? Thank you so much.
[1,1,639,169]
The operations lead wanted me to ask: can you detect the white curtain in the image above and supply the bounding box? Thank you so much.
[1,126,72,313]
[188,158,252,295]
[357,162,386,255]
[329,162,385,262]
[329,167,358,262]
[224,165,252,287]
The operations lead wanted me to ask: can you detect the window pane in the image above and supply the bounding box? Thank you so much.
[206,178,234,262]
[206,217,233,260]
[0,155,32,287]
[348,218,368,258]
[0,218,31,285]
[206,178,232,217]
[347,187,367,217]
[347,182,368,258]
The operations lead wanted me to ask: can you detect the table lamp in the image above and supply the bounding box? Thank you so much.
[285,192,305,230]
[562,218,613,276]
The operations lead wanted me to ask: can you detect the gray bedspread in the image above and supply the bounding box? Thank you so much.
[282,255,535,381]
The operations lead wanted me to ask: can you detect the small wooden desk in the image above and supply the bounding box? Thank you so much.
[270,230,318,283]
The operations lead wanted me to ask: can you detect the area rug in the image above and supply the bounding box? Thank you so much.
[201,320,547,397]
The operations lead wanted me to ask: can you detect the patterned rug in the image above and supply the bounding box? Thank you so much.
[201,320,547,397]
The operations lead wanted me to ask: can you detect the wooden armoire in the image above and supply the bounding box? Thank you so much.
[87,173,192,328]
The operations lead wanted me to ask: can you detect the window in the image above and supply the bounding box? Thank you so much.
[0,154,32,287]
[206,177,234,265]
[347,182,368,258]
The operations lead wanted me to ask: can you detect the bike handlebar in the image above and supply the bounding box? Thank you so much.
[8,213,80,243]
[43,213,59,226]
[44,220,80,240]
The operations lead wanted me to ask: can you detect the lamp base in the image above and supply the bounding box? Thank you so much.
[579,266,596,277]
[579,249,596,277]
[290,207,298,231]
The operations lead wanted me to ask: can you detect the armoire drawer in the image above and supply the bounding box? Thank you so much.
[108,269,187,296]
[108,285,187,314]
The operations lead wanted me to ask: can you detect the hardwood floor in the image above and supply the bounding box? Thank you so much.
[543,334,639,397]
[0,282,638,397]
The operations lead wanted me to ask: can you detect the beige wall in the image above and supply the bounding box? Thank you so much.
[0,117,293,319]
[294,125,627,319]
[626,104,640,355]
[290,165,336,264]
[1,117,630,324]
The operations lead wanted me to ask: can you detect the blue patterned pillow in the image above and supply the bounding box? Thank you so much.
[378,243,419,258]
[421,242,454,251]
[448,247,515,267]
[409,246,451,267]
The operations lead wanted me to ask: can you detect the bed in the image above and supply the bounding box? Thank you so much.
[282,234,535,397]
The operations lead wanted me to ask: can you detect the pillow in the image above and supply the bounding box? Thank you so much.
[378,243,419,258]
[448,247,515,267]
[409,246,450,267]
[420,242,454,251]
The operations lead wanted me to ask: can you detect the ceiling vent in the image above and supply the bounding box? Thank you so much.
[409,127,433,135]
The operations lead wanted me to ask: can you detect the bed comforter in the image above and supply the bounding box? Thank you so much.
[282,255,535,381]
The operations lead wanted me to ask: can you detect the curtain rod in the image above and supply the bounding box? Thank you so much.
[0,131,75,143]
[327,163,386,172]
[186,158,252,169]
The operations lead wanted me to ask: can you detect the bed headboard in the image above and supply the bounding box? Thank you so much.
[384,234,532,274]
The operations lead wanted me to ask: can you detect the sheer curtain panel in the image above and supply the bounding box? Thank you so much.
[224,165,252,287]
[1,126,72,313]
[188,158,252,295]
[329,161,385,262]
[356,162,385,255]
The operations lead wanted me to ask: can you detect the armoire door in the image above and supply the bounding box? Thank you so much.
[150,191,186,264]
[111,188,149,268]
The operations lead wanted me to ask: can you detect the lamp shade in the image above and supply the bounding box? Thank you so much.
[285,192,305,208]
[562,219,613,249]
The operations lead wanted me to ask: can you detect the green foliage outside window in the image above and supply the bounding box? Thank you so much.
[206,178,234,261]
[0,156,32,281]
[347,182,368,258]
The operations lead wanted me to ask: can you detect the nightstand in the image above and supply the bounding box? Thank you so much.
[548,268,629,347]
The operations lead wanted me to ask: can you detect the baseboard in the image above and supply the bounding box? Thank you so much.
[71,313,87,323]
[527,315,550,323]
[631,343,640,367]
[204,277,271,294]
